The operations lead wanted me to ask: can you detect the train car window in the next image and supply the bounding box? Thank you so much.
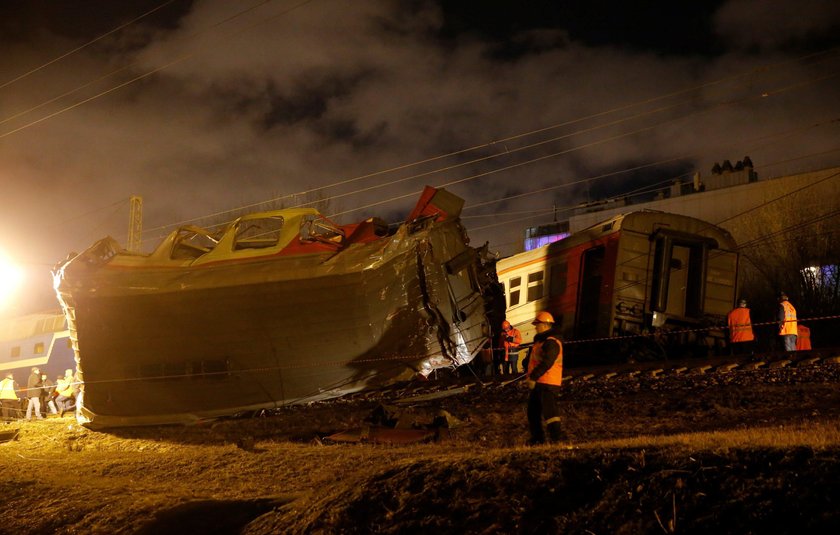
[549,262,568,297]
[10,346,20,358]
[527,271,544,302]
[34,342,45,355]
[234,216,285,250]
[508,277,521,306]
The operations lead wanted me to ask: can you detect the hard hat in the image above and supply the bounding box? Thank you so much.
[501,320,511,329]
[532,311,555,325]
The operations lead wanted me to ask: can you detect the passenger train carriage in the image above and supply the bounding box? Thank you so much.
[496,211,739,363]
[0,311,75,378]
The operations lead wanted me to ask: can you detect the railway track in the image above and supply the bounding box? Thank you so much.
[261,348,840,413]
[561,349,840,384]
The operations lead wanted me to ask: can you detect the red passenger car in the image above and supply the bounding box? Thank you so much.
[496,211,738,364]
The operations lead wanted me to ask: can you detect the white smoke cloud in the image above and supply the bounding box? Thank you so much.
[0,0,838,311]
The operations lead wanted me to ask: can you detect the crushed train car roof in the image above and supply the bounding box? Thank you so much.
[53,186,497,428]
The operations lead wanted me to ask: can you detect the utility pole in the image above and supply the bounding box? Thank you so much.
[127,195,143,253]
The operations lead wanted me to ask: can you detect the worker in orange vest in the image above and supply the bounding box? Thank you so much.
[727,298,755,356]
[777,292,798,352]
[525,311,564,445]
[499,320,522,375]
[795,324,811,350]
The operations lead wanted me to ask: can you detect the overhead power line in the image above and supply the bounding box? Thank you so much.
[0,0,177,91]
[6,13,839,244]
[0,0,313,140]
[137,47,840,233]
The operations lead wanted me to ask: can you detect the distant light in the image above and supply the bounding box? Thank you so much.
[524,232,570,251]
[0,250,24,311]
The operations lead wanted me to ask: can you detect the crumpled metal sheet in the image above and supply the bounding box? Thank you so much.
[323,426,437,445]
[52,187,494,428]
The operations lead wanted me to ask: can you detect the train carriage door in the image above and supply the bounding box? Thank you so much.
[651,230,716,321]
[576,245,605,338]
[666,245,690,317]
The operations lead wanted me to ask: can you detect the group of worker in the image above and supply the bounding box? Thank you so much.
[0,367,80,423]
[513,292,813,447]
[727,292,812,355]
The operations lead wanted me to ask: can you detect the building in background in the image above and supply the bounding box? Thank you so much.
[523,160,840,337]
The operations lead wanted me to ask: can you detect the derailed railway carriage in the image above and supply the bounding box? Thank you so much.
[496,211,739,363]
[54,186,495,428]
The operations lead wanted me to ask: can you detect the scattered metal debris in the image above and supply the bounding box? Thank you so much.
[323,404,463,445]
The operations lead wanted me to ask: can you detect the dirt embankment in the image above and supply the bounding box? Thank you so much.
[1,361,839,534]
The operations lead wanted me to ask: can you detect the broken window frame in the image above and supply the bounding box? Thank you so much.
[299,214,346,247]
[233,216,286,250]
[170,225,221,260]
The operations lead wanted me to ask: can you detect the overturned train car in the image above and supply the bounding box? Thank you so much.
[496,211,738,363]
[53,187,495,428]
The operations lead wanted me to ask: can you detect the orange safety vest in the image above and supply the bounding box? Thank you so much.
[727,307,754,343]
[500,327,522,361]
[779,300,797,336]
[527,335,563,386]
[795,325,811,350]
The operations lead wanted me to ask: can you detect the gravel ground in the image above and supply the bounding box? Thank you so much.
[1,358,839,533]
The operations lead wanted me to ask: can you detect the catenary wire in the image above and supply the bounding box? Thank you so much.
[0,0,177,91]
[137,48,840,233]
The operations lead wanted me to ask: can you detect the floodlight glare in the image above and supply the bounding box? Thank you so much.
[0,251,24,311]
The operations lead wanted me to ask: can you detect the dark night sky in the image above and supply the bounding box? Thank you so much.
[1,0,840,312]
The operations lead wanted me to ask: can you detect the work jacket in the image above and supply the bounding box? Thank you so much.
[796,325,811,350]
[778,300,798,336]
[499,327,522,361]
[0,378,18,400]
[41,379,56,398]
[727,307,754,343]
[527,331,563,386]
[56,378,75,398]
[26,373,42,399]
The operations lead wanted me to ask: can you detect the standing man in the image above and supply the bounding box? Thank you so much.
[499,320,522,375]
[25,367,44,420]
[525,311,564,445]
[1,371,20,423]
[777,292,798,352]
[727,298,755,356]
[40,373,58,416]
[55,370,76,417]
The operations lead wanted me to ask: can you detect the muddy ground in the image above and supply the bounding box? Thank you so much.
[1,358,839,534]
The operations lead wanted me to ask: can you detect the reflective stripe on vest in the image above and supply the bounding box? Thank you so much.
[527,335,563,386]
[780,301,797,336]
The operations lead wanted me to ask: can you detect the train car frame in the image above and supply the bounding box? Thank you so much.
[496,211,738,363]
[0,311,76,380]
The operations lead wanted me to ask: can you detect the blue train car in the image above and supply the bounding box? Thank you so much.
[0,311,76,381]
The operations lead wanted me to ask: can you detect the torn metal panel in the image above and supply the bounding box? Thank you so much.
[324,426,437,445]
[0,429,20,443]
[53,186,497,428]
[393,386,471,404]
[325,404,462,444]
